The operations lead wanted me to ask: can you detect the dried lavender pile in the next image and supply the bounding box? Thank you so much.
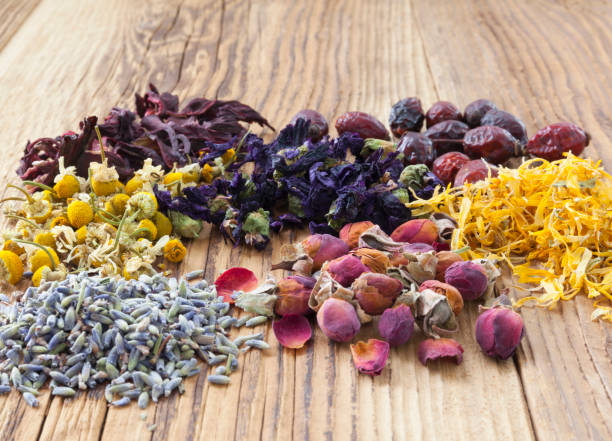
[0,271,269,407]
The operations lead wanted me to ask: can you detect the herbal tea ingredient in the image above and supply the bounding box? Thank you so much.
[406,154,612,321]
[234,219,513,376]
[0,271,270,407]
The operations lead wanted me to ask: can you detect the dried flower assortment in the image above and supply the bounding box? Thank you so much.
[407,154,612,321]
[0,271,270,407]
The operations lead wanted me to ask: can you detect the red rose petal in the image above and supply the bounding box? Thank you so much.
[272,314,312,349]
[417,338,464,366]
[214,267,258,303]
[350,339,390,376]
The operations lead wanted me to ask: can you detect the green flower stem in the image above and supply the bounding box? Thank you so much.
[4,214,39,229]
[21,181,56,194]
[6,184,34,204]
[95,126,106,164]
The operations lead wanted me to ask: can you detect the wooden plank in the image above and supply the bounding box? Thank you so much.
[410,1,612,440]
[0,0,41,53]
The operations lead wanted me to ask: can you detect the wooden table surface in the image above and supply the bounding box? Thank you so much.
[0,1,611,440]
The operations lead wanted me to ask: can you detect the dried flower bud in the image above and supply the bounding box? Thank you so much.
[327,255,369,287]
[353,273,403,315]
[168,211,203,239]
[275,275,316,316]
[350,248,390,273]
[378,304,414,346]
[350,339,390,376]
[235,291,278,317]
[303,234,350,270]
[400,242,435,253]
[444,261,488,301]
[316,298,361,342]
[475,296,524,360]
[386,251,438,286]
[428,212,457,241]
[435,251,464,281]
[390,219,438,245]
[417,338,464,366]
[273,314,312,349]
[419,280,464,315]
[357,225,403,252]
[339,221,375,249]
[413,288,457,338]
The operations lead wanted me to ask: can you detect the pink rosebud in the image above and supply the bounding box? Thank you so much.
[353,273,403,315]
[302,234,350,270]
[475,298,524,360]
[327,255,370,287]
[316,298,361,342]
[390,219,438,244]
[378,304,414,346]
[444,261,488,301]
[435,251,464,281]
[273,314,313,349]
[419,280,464,315]
[350,339,390,376]
[274,275,316,316]
[417,338,464,366]
[339,221,375,249]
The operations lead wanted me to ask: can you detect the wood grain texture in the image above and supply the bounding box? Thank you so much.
[0,0,41,52]
[0,0,610,440]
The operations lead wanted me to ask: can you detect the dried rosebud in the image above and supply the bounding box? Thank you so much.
[214,267,259,303]
[413,288,457,338]
[350,248,390,273]
[327,255,370,287]
[386,251,438,286]
[275,275,316,316]
[303,234,350,271]
[273,314,313,349]
[339,221,375,249]
[316,298,361,342]
[378,304,414,346]
[350,339,390,376]
[419,280,463,315]
[435,251,464,281]
[444,261,488,301]
[475,296,524,360]
[417,338,464,366]
[400,242,435,253]
[353,273,403,315]
[390,219,438,245]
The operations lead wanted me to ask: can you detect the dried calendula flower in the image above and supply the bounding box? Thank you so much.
[350,339,390,376]
[162,239,186,263]
[0,250,24,285]
[273,314,312,349]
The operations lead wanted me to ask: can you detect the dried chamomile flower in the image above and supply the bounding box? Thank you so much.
[34,231,56,249]
[163,239,187,263]
[134,219,157,241]
[0,250,24,285]
[49,215,70,228]
[28,246,59,272]
[153,212,172,239]
[67,200,94,229]
[2,240,25,256]
[127,192,158,219]
[53,158,81,199]
[90,162,120,196]
[177,163,201,183]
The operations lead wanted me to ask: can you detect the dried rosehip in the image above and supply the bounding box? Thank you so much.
[444,261,488,301]
[464,99,497,128]
[453,159,498,187]
[432,151,470,185]
[475,296,524,360]
[425,101,463,128]
[290,109,328,142]
[526,122,590,161]
[390,219,438,244]
[389,97,425,137]
[396,132,435,166]
[480,109,527,144]
[317,297,361,342]
[424,120,469,156]
[378,304,414,346]
[353,273,403,315]
[463,126,519,164]
[335,111,389,140]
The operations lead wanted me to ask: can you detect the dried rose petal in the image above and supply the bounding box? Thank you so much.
[378,304,414,346]
[350,339,390,376]
[273,314,313,349]
[339,221,375,249]
[316,297,361,342]
[214,267,258,303]
[327,255,369,287]
[417,338,464,366]
[475,302,524,360]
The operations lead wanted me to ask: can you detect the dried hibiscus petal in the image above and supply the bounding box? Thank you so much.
[350,339,390,376]
[417,338,464,366]
[273,314,312,349]
[214,267,258,303]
